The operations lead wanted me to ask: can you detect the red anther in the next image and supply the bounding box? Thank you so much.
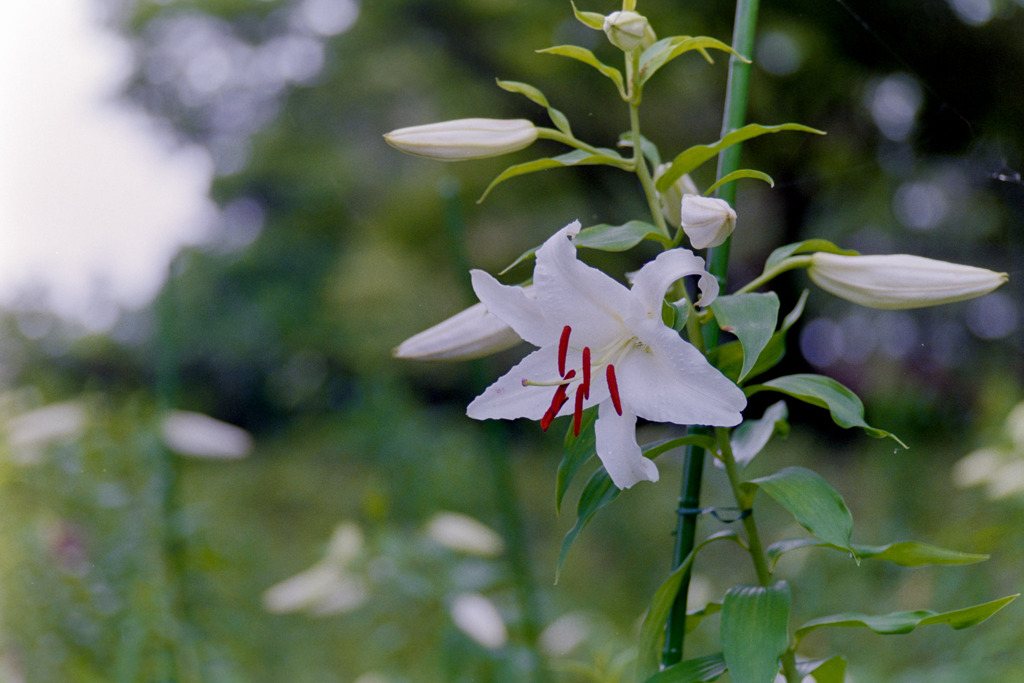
[558,325,571,377]
[581,347,591,399]
[606,364,623,416]
[540,384,569,431]
[572,386,585,436]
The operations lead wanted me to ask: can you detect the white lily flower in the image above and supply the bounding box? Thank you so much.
[393,294,529,361]
[680,195,737,249]
[383,118,538,161]
[466,221,747,489]
[808,253,1008,310]
[603,11,653,52]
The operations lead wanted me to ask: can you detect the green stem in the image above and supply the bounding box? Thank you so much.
[663,0,761,668]
[734,255,812,295]
[535,127,634,169]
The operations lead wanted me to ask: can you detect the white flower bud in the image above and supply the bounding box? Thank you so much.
[602,11,650,52]
[383,118,538,161]
[653,164,699,227]
[808,253,1008,310]
[393,292,530,361]
[450,593,508,649]
[680,195,737,249]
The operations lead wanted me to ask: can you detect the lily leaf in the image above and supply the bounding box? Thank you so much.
[496,79,572,137]
[619,131,662,167]
[710,292,780,383]
[684,601,722,634]
[644,652,727,682]
[703,169,774,196]
[557,406,598,514]
[746,374,907,447]
[636,532,743,681]
[656,123,825,192]
[764,238,858,272]
[767,538,989,572]
[794,595,1019,645]
[639,35,744,86]
[728,401,789,470]
[537,45,626,98]
[742,466,854,553]
[796,656,847,683]
[574,220,672,251]
[721,582,791,683]
[570,1,605,30]
[709,291,807,384]
[479,148,631,202]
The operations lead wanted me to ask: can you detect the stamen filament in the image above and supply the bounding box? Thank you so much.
[581,347,591,399]
[606,364,623,416]
[558,325,571,377]
[523,369,576,388]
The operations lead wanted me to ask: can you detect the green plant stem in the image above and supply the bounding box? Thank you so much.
[663,0,762,669]
[441,177,550,682]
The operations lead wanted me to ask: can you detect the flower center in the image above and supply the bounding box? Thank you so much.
[530,325,625,435]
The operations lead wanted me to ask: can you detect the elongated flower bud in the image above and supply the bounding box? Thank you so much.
[383,118,538,161]
[653,164,698,227]
[393,298,526,361]
[808,252,1008,309]
[680,195,737,249]
[602,11,652,52]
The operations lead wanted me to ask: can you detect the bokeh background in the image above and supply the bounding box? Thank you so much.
[1,0,1023,681]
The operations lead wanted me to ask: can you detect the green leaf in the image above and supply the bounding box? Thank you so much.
[708,291,807,384]
[556,406,598,514]
[479,148,630,202]
[636,532,743,681]
[638,35,744,86]
[703,169,774,196]
[645,652,727,682]
[767,538,989,571]
[570,1,605,30]
[537,45,625,98]
[729,400,788,470]
[710,292,780,382]
[795,595,1019,645]
[796,656,847,683]
[746,374,906,447]
[684,601,722,634]
[763,238,858,272]
[742,466,854,553]
[574,220,672,251]
[619,131,662,167]
[656,123,825,192]
[721,582,791,683]
[495,79,572,137]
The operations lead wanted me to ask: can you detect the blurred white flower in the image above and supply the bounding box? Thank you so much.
[450,593,508,649]
[160,410,253,459]
[325,521,365,565]
[4,400,86,465]
[539,612,590,657]
[425,512,505,557]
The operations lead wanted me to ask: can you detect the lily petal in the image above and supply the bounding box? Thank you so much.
[466,345,565,421]
[594,402,658,489]
[630,248,719,313]
[470,272,555,347]
[616,319,746,426]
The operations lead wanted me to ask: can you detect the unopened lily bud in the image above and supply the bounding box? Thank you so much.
[393,295,529,361]
[383,118,538,161]
[680,195,737,249]
[603,11,651,52]
[808,252,1008,310]
[653,164,699,227]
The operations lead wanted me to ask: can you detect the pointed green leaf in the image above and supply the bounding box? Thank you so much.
[537,45,626,98]
[721,582,791,683]
[619,131,662,167]
[639,35,744,86]
[570,1,605,30]
[479,148,630,202]
[636,532,743,681]
[729,400,788,470]
[574,220,672,251]
[684,601,722,635]
[743,466,854,553]
[703,169,774,196]
[557,406,598,514]
[746,374,906,446]
[656,123,825,192]
[496,79,573,137]
[764,239,858,272]
[711,292,780,383]
[645,652,727,682]
[795,595,1018,645]
[797,656,847,683]
[709,291,807,384]
[768,538,989,572]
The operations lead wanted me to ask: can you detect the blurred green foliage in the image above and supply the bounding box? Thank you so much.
[2,0,1024,680]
